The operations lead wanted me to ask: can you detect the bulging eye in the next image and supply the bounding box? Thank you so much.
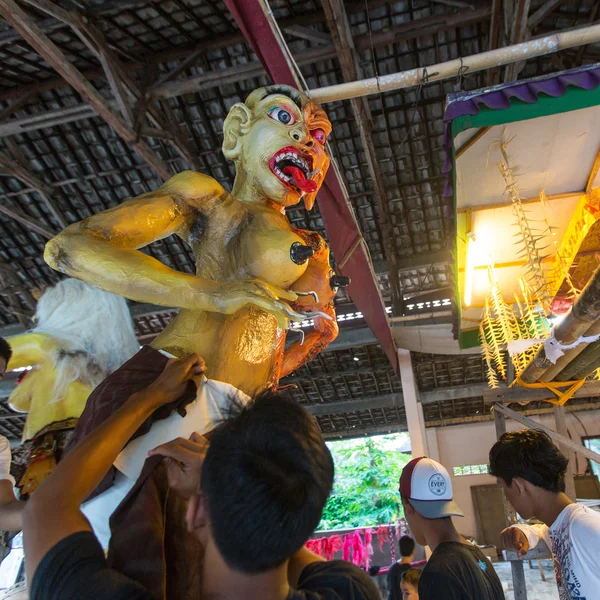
[269,107,296,126]
[311,128,327,144]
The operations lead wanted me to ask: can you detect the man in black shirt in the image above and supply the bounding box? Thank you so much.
[24,355,380,600]
[387,535,415,600]
[399,457,505,600]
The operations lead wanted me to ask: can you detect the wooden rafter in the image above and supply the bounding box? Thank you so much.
[0,146,68,229]
[0,5,491,104]
[21,0,202,172]
[0,0,173,181]
[322,0,403,314]
[0,260,35,327]
[0,195,56,239]
[528,0,563,30]
[504,0,532,82]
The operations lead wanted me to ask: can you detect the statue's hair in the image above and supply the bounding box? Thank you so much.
[32,279,139,401]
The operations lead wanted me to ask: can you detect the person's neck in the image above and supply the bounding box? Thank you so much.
[534,491,574,527]
[399,557,412,565]
[202,541,290,600]
[422,519,466,553]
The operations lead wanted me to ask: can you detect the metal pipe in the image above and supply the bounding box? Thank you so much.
[309,24,600,103]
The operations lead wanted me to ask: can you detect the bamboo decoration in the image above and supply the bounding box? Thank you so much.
[541,320,600,382]
[480,320,500,389]
[540,190,580,303]
[522,263,600,383]
[498,145,552,315]
[309,25,600,104]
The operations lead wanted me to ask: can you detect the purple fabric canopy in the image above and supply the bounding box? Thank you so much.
[442,63,600,202]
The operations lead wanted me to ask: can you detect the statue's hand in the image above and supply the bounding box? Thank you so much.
[212,279,303,328]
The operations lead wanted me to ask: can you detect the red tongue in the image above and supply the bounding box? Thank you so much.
[283,165,317,193]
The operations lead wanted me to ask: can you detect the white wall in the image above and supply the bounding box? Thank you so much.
[428,409,600,540]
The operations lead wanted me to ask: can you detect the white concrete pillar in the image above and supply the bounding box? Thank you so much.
[418,401,430,456]
[426,427,440,462]
[398,348,427,457]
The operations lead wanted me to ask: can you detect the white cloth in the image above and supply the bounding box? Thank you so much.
[513,503,600,600]
[0,436,15,486]
[506,330,600,364]
[82,375,249,548]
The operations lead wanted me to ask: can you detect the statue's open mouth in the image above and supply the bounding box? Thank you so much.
[269,146,318,193]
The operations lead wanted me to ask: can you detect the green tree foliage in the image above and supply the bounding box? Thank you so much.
[318,434,411,531]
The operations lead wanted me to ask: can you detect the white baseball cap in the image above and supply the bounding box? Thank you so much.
[399,457,464,519]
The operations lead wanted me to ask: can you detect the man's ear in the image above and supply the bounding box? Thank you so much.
[510,477,528,496]
[222,103,252,161]
[186,493,208,534]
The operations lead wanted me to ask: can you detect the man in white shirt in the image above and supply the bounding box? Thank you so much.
[489,428,600,600]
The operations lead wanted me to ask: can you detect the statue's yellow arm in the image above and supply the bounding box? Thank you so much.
[44,172,225,311]
[6,333,50,371]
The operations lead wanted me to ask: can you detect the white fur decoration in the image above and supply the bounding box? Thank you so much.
[30,278,139,400]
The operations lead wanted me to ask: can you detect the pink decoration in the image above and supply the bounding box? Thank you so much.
[363,529,374,570]
[377,525,389,551]
[352,531,364,567]
[342,533,353,562]
[326,535,343,561]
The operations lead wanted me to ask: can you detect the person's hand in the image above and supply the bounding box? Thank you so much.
[149,432,208,499]
[212,279,303,329]
[141,354,205,409]
[501,527,529,557]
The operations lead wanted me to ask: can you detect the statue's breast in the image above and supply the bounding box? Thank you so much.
[189,201,312,289]
[235,224,310,288]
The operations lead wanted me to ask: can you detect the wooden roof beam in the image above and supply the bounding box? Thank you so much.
[322,0,403,314]
[0,0,172,181]
[0,196,57,239]
[0,5,491,103]
[504,0,532,81]
[22,0,202,172]
[0,144,68,229]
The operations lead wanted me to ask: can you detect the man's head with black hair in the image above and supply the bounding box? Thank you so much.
[0,337,11,378]
[489,429,569,519]
[185,391,334,573]
[399,535,415,559]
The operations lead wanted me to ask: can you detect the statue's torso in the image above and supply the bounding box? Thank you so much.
[152,190,307,396]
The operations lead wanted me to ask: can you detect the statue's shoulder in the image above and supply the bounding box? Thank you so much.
[161,171,226,200]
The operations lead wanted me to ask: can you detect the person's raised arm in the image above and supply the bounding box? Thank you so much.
[501,522,549,556]
[23,354,205,582]
[44,173,300,327]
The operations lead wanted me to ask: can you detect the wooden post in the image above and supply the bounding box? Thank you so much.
[494,405,528,600]
[553,405,577,501]
[494,404,600,465]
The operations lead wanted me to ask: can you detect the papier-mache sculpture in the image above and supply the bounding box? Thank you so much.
[7,279,139,497]
[42,86,348,561]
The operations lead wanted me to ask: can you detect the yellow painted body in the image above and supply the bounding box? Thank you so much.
[44,87,338,396]
[7,333,93,441]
